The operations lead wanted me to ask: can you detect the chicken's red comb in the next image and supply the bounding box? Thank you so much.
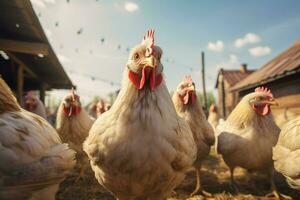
[142,29,155,57]
[255,86,273,98]
[26,91,34,98]
[183,75,193,84]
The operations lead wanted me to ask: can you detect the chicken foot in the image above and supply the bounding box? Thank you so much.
[264,170,292,200]
[190,167,212,197]
[75,163,87,183]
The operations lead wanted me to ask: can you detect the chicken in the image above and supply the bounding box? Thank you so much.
[96,99,108,117]
[0,77,75,200]
[274,109,297,128]
[172,75,215,196]
[96,99,109,117]
[24,91,47,119]
[56,89,94,181]
[215,87,282,198]
[208,104,219,129]
[83,30,196,200]
[88,100,98,119]
[273,116,300,190]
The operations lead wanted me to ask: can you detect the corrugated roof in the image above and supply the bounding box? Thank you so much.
[223,70,255,86]
[0,0,73,89]
[232,40,300,91]
[215,69,255,88]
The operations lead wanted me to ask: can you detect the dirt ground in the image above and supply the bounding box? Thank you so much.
[56,151,299,200]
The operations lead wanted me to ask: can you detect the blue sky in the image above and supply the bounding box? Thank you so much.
[31,0,300,103]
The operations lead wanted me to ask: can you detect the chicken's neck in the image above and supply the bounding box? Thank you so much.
[0,78,21,114]
[111,70,177,126]
[173,93,206,122]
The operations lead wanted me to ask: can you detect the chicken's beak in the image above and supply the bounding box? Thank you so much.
[267,98,279,106]
[144,55,156,68]
[188,84,195,92]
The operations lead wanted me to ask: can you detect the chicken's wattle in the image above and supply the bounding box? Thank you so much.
[25,102,37,111]
[128,67,162,91]
[180,91,197,105]
[252,104,271,116]
[63,105,81,117]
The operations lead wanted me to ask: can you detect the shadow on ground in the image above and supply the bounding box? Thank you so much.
[57,152,300,200]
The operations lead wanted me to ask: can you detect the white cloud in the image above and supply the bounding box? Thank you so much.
[248,46,271,57]
[234,33,261,48]
[124,2,139,12]
[207,40,224,52]
[57,54,71,63]
[30,0,55,8]
[44,0,55,3]
[218,54,240,69]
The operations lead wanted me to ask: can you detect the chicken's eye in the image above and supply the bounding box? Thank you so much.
[255,96,263,101]
[133,53,139,60]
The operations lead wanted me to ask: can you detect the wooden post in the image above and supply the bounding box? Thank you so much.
[40,84,46,104]
[16,64,24,105]
[201,52,208,115]
[220,69,226,118]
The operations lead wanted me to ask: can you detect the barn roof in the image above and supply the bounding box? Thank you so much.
[231,39,300,91]
[215,68,255,88]
[0,0,73,90]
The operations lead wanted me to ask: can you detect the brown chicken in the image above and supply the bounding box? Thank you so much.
[216,87,283,198]
[24,91,47,120]
[88,100,98,119]
[83,30,196,200]
[208,104,219,130]
[273,116,300,190]
[0,77,75,200]
[96,99,109,117]
[172,75,215,196]
[56,89,94,181]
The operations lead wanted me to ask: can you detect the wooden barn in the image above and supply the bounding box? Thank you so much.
[0,0,72,105]
[232,39,300,122]
[215,64,255,118]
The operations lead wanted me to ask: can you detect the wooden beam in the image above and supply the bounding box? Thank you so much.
[220,69,226,118]
[0,38,49,56]
[16,64,24,105]
[6,52,38,80]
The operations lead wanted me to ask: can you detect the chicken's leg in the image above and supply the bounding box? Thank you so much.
[230,167,239,193]
[75,163,86,183]
[190,167,212,197]
[265,170,292,199]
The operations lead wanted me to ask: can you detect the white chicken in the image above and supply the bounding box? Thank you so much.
[215,87,283,198]
[208,104,219,130]
[83,30,196,200]
[24,91,47,120]
[172,75,215,196]
[273,116,300,190]
[0,77,76,200]
[56,89,94,181]
[274,109,297,128]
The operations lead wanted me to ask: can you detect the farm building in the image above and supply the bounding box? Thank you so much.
[232,39,300,124]
[0,0,72,105]
[215,64,255,118]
